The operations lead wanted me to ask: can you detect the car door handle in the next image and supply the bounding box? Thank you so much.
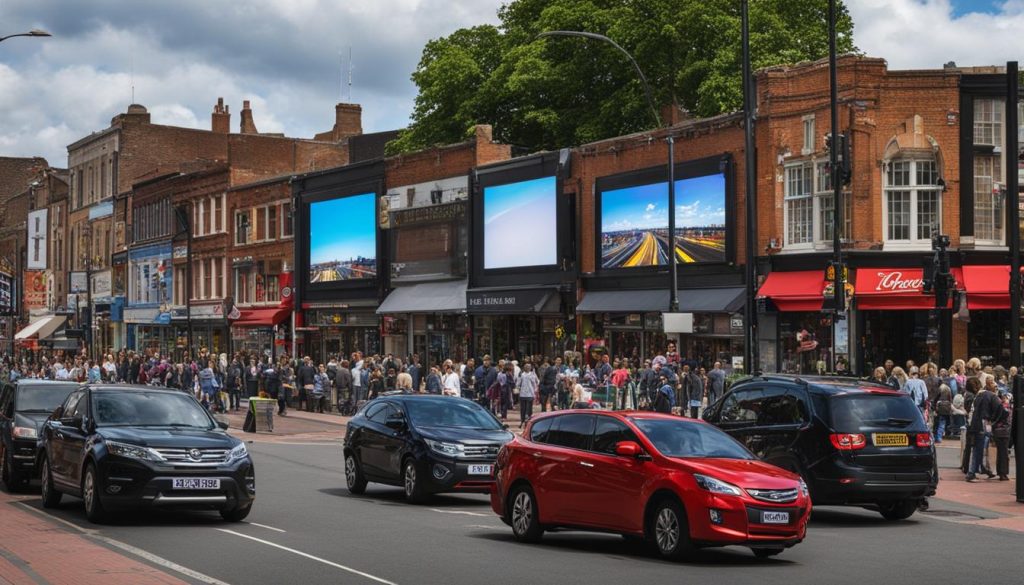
[55,432,64,439]
[532,452,543,458]
[579,461,594,468]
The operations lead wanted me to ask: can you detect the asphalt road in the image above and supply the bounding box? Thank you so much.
[16,441,1024,585]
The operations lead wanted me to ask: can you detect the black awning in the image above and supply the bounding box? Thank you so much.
[677,287,746,313]
[577,290,667,313]
[377,280,467,314]
[466,287,560,314]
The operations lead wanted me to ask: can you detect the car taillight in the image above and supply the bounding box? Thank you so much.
[829,433,866,450]
[915,433,932,448]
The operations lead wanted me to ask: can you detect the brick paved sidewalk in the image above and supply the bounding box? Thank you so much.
[930,441,1024,532]
[0,494,189,585]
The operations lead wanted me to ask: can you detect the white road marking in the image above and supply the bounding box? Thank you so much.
[465,524,501,529]
[429,508,490,517]
[15,502,231,585]
[248,522,286,533]
[217,529,397,585]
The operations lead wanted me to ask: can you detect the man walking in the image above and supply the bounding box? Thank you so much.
[966,374,1002,482]
[904,367,929,415]
[707,361,726,406]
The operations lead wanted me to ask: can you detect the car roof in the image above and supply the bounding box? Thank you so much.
[13,379,81,387]
[525,409,710,425]
[87,384,183,395]
[732,374,900,396]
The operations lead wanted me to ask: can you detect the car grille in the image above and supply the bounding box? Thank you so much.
[152,447,229,466]
[747,488,799,504]
[462,444,500,458]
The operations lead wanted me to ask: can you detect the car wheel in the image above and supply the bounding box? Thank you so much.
[2,445,23,492]
[752,547,785,558]
[40,458,61,508]
[509,484,544,543]
[403,458,426,504]
[650,499,695,561]
[82,463,108,523]
[220,504,252,522]
[878,499,918,521]
[344,452,367,495]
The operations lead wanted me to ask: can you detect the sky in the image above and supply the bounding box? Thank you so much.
[2,0,1024,166]
[309,193,376,265]
[600,173,726,233]
[676,174,726,229]
[483,176,557,269]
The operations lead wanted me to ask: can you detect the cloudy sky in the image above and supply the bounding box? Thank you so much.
[1,0,1023,166]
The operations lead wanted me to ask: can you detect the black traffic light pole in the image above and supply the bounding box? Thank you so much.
[1005,61,1023,502]
[828,0,846,325]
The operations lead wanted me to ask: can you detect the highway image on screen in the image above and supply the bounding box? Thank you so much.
[309,193,377,282]
[600,172,726,268]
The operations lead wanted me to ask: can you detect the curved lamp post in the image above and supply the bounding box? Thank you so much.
[0,28,51,43]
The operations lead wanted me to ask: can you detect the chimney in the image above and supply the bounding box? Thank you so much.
[240,100,259,134]
[211,97,230,134]
[333,103,362,140]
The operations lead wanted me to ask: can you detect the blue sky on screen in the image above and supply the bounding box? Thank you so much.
[483,175,557,269]
[601,182,668,232]
[675,173,726,228]
[309,193,376,264]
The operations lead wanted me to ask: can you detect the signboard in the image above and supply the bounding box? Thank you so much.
[91,270,112,300]
[663,312,695,334]
[27,209,48,270]
[390,200,467,228]
[309,192,377,283]
[88,201,113,220]
[0,272,13,316]
[24,270,48,311]
[173,246,188,259]
[483,176,558,270]
[466,288,554,314]
[70,271,88,294]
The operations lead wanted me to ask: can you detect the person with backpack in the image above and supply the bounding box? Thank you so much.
[933,383,953,443]
[653,374,675,414]
[226,358,242,411]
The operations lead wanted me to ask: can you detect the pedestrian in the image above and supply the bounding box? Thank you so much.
[966,374,1001,482]
[904,367,928,413]
[654,374,674,414]
[425,366,442,394]
[887,366,908,391]
[442,362,461,397]
[312,364,330,413]
[367,367,384,400]
[933,383,952,443]
[992,393,1013,481]
[198,360,217,410]
[263,361,284,415]
[686,366,704,419]
[539,356,559,412]
[226,358,242,411]
[335,359,353,405]
[707,361,726,406]
[517,363,539,428]
[396,368,413,393]
[297,356,317,412]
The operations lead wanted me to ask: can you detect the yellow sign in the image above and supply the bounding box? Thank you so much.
[825,264,849,282]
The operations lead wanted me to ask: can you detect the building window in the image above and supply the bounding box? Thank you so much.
[802,116,815,155]
[281,202,293,238]
[884,158,941,245]
[784,163,814,246]
[814,161,852,243]
[265,206,277,241]
[235,266,252,304]
[974,98,1003,147]
[213,194,224,233]
[974,155,1004,244]
[235,211,250,245]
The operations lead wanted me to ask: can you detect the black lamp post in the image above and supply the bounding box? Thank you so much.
[536,30,679,313]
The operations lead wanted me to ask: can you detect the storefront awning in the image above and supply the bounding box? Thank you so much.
[14,314,67,340]
[377,280,468,314]
[232,307,291,327]
[678,287,746,313]
[756,271,826,312]
[854,267,962,310]
[577,289,667,313]
[962,265,1009,310]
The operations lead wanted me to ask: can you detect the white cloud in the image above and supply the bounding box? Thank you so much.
[645,203,656,211]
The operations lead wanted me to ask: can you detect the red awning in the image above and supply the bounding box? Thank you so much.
[232,307,291,327]
[757,271,826,312]
[962,265,1009,310]
[854,267,962,310]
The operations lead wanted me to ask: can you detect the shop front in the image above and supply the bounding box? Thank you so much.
[124,307,175,355]
[303,306,379,364]
[756,270,834,374]
[961,264,1011,366]
[377,279,469,364]
[466,287,571,361]
[173,303,229,357]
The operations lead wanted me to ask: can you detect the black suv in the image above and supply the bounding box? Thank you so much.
[344,395,514,503]
[38,385,255,523]
[0,380,79,491]
[702,375,936,520]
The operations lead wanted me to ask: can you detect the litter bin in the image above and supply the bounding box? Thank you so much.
[243,398,276,433]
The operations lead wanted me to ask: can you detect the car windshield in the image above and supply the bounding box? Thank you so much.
[405,400,503,430]
[92,391,214,429]
[631,418,755,460]
[16,384,78,412]
[829,394,924,432]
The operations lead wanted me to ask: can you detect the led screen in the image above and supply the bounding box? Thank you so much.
[483,175,557,270]
[309,193,377,283]
[600,171,726,268]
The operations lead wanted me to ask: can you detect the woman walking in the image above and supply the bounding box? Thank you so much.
[516,363,539,428]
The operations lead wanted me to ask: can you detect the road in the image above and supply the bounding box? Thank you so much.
[10,439,1023,585]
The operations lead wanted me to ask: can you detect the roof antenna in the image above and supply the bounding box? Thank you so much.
[130,55,135,104]
[347,46,353,102]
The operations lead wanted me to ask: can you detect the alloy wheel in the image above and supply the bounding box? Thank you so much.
[512,491,532,536]
[345,456,356,487]
[83,470,95,516]
[655,507,680,553]
[41,461,49,500]
[404,463,416,496]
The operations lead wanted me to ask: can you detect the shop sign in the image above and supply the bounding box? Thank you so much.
[466,288,552,314]
[872,270,924,293]
[24,270,49,311]
[189,304,224,320]
[70,271,88,294]
[173,246,188,259]
[91,270,113,299]
[123,307,159,323]
[730,316,744,330]
[390,200,467,228]
[0,272,13,316]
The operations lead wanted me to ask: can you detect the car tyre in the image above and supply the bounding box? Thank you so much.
[878,499,918,521]
[403,458,426,504]
[509,484,544,543]
[344,452,367,495]
[220,504,252,522]
[650,499,695,561]
[752,547,785,558]
[2,445,24,492]
[40,457,61,508]
[82,463,108,524]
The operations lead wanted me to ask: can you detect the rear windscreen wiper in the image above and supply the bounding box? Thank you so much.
[865,417,913,426]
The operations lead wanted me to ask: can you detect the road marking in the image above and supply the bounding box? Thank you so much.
[465,524,501,529]
[217,529,397,585]
[15,502,231,585]
[248,522,286,533]
[429,508,490,517]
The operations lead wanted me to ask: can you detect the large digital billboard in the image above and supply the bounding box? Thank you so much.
[483,175,557,270]
[599,170,726,269]
[309,192,377,283]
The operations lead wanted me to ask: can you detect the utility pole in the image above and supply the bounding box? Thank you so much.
[1004,61,1023,502]
[741,0,758,373]
[827,0,846,359]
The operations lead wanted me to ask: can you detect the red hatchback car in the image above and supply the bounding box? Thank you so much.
[491,410,811,560]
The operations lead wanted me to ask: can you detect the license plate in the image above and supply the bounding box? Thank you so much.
[171,478,221,490]
[872,433,909,447]
[761,511,790,524]
[468,465,493,476]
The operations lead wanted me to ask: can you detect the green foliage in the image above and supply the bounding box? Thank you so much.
[386,0,856,155]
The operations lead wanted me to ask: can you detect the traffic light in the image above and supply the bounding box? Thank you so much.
[838,132,852,185]
[931,234,952,308]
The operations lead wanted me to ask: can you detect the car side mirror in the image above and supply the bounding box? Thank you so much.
[385,413,406,431]
[614,441,643,458]
[217,419,230,430]
[61,414,83,429]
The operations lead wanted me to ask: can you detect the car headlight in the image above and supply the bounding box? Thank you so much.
[106,440,164,462]
[12,426,37,440]
[425,439,464,457]
[798,478,809,497]
[227,442,248,462]
[693,473,744,496]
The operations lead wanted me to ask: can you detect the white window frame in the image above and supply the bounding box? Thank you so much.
[234,211,250,246]
[801,115,815,155]
[280,201,293,239]
[783,162,815,250]
[882,158,942,249]
[973,98,1003,148]
[973,154,1005,247]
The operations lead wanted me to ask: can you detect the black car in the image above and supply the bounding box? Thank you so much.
[344,395,514,503]
[38,385,255,523]
[702,375,936,520]
[0,380,79,491]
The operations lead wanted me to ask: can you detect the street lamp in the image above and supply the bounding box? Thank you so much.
[0,28,52,43]
[536,30,681,312]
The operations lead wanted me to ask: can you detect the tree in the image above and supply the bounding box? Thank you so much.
[386,0,855,155]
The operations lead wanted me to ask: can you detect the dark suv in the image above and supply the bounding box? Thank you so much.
[702,375,936,520]
[0,380,79,491]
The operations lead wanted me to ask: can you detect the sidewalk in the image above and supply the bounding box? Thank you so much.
[929,441,1024,533]
[0,493,189,585]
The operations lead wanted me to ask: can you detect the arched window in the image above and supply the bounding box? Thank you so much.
[883,156,941,245]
